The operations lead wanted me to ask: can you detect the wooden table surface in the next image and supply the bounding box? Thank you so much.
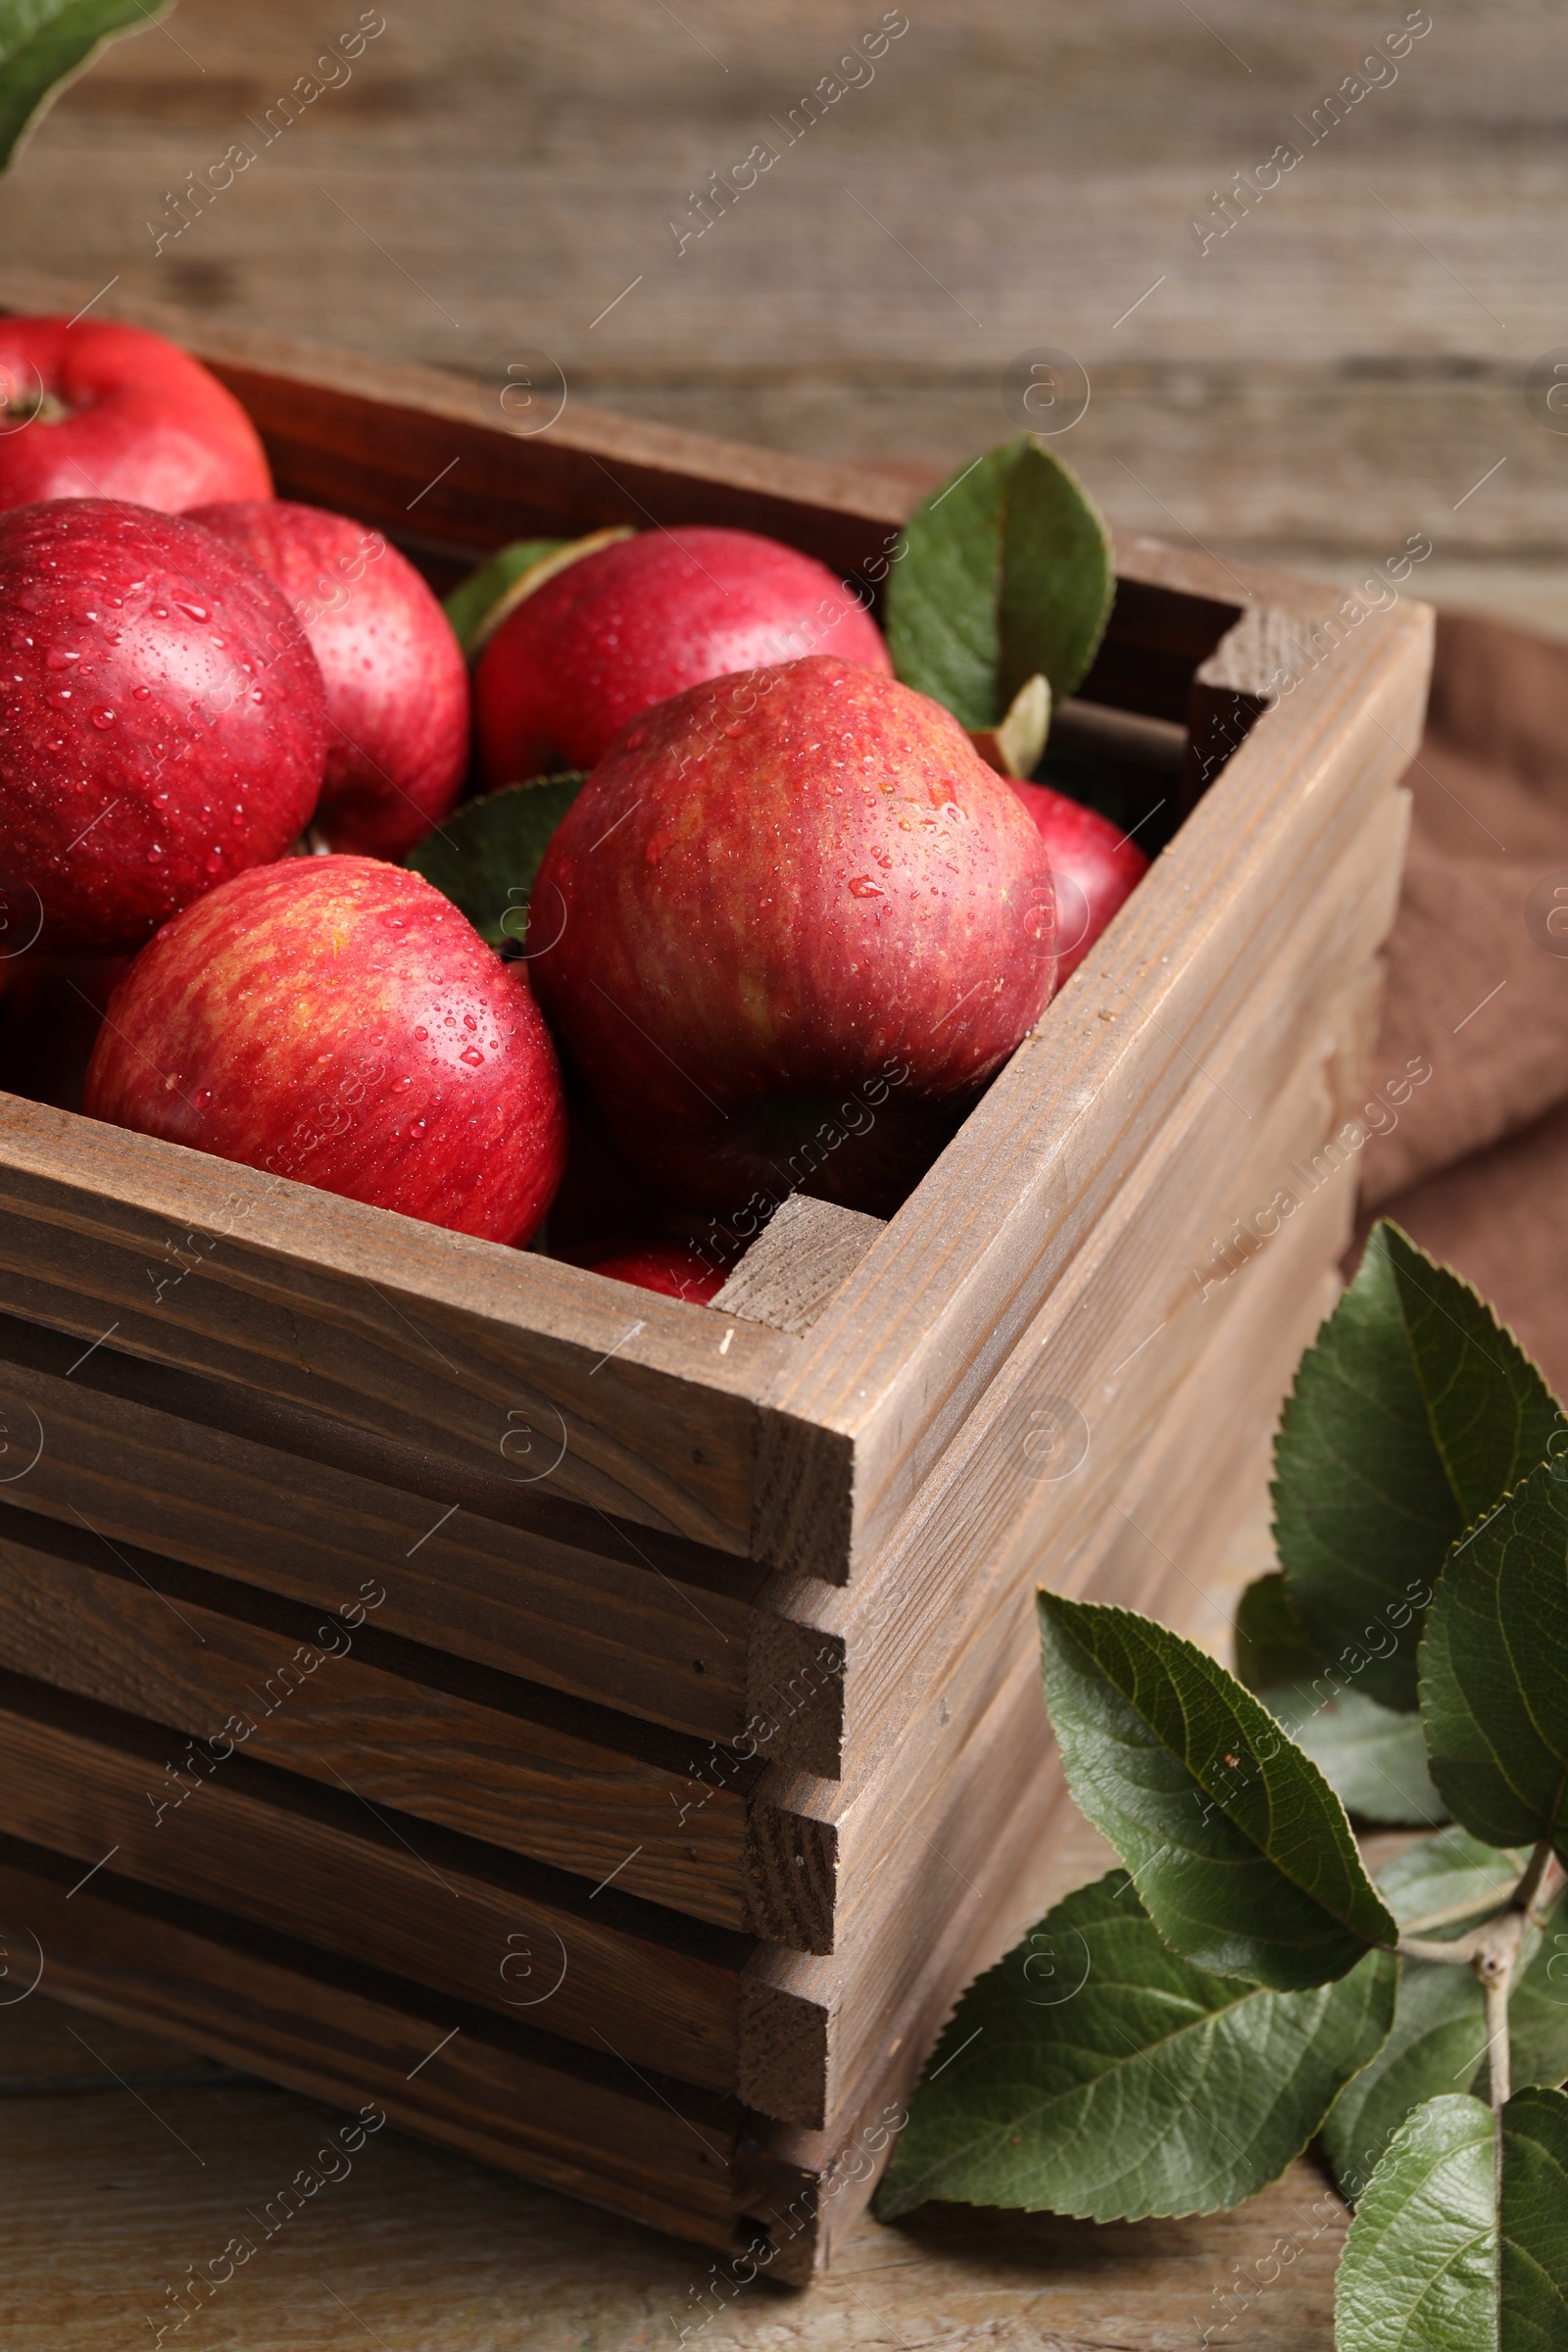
[0,6,1536,2339]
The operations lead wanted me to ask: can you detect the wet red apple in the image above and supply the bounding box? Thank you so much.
[474,525,892,784]
[0,499,327,954]
[83,858,565,1246]
[0,317,270,514]
[528,655,1057,1215]
[1009,780,1150,981]
[190,500,469,859]
[587,1241,727,1303]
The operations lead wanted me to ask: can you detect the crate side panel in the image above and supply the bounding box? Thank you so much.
[0,1841,750,2252]
[0,1674,745,2093]
[0,1326,754,1744]
[0,1097,784,1553]
[0,1507,751,1929]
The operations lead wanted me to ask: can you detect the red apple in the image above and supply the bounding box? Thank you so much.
[189,501,469,859]
[474,525,892,784]
[588,1241,728,1303]
[528,655,1056,1215]
[82,858,565,1245]
[0,499,328,954]
[0,317,270,514]
[1009,780,1150,981]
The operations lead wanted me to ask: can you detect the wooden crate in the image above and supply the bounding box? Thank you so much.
[0,280,1431,2274]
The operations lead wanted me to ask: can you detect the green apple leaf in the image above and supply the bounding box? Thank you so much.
[873,1871,1396,2225]
[442,525,635,660]
[0,0,173,171]
[442,538,564,658]
[1505,1899,1568,2099]
[885,436,1114,728]
[1326,1960,1495,2211]
[1500,2085,1568,2342]
[1377,1826,1535,1936]
[1266,1685,1447,1828]
[1272,1221,1562,1712]
[1339,2087,1568,2351]
[1240,1568,1446,1827]
[405,775,585,948]
[1037,1594,1396,1990]
[1421,1460,1568,1857]
[1325,1838,1568,2207]
[1336,2094,1497,2352]
[1235,1568,1330,1691]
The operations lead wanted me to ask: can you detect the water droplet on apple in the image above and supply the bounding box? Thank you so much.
[147,845,164,861]
[90,709,115,729]
[149,606,169,618]
[460,1047,485,1067]
[45,648,78,670]
[205,851,223,874]
[132,684,152,700]
[848,875,885,899]
[251,688,264,703]
[414,1026,428,1041]
[174,601,208,622]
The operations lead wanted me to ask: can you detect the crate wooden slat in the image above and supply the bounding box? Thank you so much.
[0,272,1431,2266]
[0,1670,759,2093]
[0,1306,761,1744]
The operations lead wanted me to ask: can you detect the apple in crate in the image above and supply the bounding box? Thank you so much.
[1010,780,1149,982]
[83,858,566,1246]
[0,318,271,514]
[589,1241,727,1303]
[529,655,1057,1215]
[474,525,892,783]
[0,499,327,954]
[191,500,469,859]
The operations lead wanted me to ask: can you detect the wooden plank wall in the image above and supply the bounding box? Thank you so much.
[0,0,1556,630]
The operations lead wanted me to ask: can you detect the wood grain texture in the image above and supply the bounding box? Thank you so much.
[0,1088,787,1556]
[0,1842,754,2253]
[0,1306,761,1745]
[0,2041,1349,2350]
[0,1501,757,1928]
[742,1191,1325,2130]
[712,1197,886,1339]
[744,1189,1346,2153]
[0,0,1552,634]
[0,1670,753,2093]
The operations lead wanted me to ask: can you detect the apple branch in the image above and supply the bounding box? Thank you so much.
[1513,1829,1561,1923]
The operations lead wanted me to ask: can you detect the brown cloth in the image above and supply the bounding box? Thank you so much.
[1355,610,1568,1392]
